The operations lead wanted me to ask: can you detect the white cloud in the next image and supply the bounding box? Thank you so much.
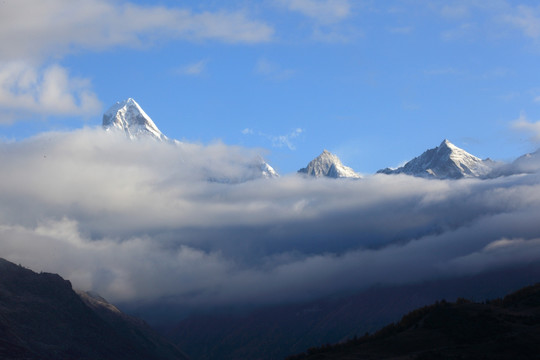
[3,128,540,309]
[175,60,208,76]
[277,0,351,24]
[441,22,475,41]
[0,62,101,122]
[271,128,304,150]
[512,112,540,142]
[388,26,413,34]
[255,58,295,81]
[244,127,304,150]
[440,4,471,19]
[0,0,273,121]
[0,0,274,62]
[502,5,540,39]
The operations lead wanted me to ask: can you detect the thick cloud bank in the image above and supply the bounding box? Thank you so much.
[2,129,540,308]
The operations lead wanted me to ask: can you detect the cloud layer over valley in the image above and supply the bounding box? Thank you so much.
[2,129,540,309]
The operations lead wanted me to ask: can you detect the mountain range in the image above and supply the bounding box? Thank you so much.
[103,98,279,181]
[164,262,540,360]
[0,257,187,360]
[103,98,539,181]
[377,139,497,179]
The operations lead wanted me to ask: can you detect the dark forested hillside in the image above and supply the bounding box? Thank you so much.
[0,258,187,360]
[286,283,540,360]
[164,264,540,360]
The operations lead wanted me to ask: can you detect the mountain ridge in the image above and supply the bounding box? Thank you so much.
[298,150,361,179]
[103,98,169,142]
[101,99,540,180]
[0,257,187,360]
[377,139,495,179]
[103,98,279,180]
[286,282,540,359]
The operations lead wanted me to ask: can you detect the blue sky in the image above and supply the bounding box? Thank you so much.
[2,0,540,174]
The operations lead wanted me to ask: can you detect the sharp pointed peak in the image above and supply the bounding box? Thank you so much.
[440,139,453,146]
[122,98,141,107]
[102,98,166,141]
[298,149,361,178]
[319,149,337,157]
[438,139,463,152]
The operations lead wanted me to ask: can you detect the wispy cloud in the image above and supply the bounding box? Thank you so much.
[441,22,476,41]
[275,0,360,42]
[242,127,304,150]
[388,26,413,34]
[0,0,273,121]
[512,112,540,142]
[440,4,471,19]
[0,0,274,62]
[271,128,304,149]
[502,5,540,39]
[174,60,208,76]
[255,58,295,81]
[277,0,351,24]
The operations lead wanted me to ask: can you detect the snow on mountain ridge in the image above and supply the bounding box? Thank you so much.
[102,98,279,181]
[103,98,168,141]
[298,150,361,179]
[377,139,493,179]
[259,160,279,178]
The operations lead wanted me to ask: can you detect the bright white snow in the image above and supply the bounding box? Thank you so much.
[298,150,361,179]
[377,139,495,179]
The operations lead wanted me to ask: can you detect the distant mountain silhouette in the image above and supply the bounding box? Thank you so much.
[286,283,540,360]
[164,264,540,360]
[0,258,187,360]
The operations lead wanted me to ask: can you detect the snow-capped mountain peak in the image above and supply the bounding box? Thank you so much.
[377,139,493,179]
[101,98,280,181]
[102,98,168,141]
[259,160,280,178]
[298,150,361,178]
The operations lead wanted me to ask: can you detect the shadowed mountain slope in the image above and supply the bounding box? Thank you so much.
[0,258,187,360]
[286,283,540,360]
[163,263,540,360]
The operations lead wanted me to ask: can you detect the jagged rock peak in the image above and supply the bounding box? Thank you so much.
[298,150,361,179]
[377,139,494,179]
[102,98,168,141]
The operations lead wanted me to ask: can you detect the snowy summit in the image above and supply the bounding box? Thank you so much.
[102,98,168,141]
[377,139,494,179]
[102,98,279,181]
[298,150,361,179]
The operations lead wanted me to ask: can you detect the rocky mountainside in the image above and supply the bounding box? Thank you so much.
[298,150,361,178]
[287,282,540,360]
[0,258,187,360]
[377,139,494,179]
[103,98,169,141]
